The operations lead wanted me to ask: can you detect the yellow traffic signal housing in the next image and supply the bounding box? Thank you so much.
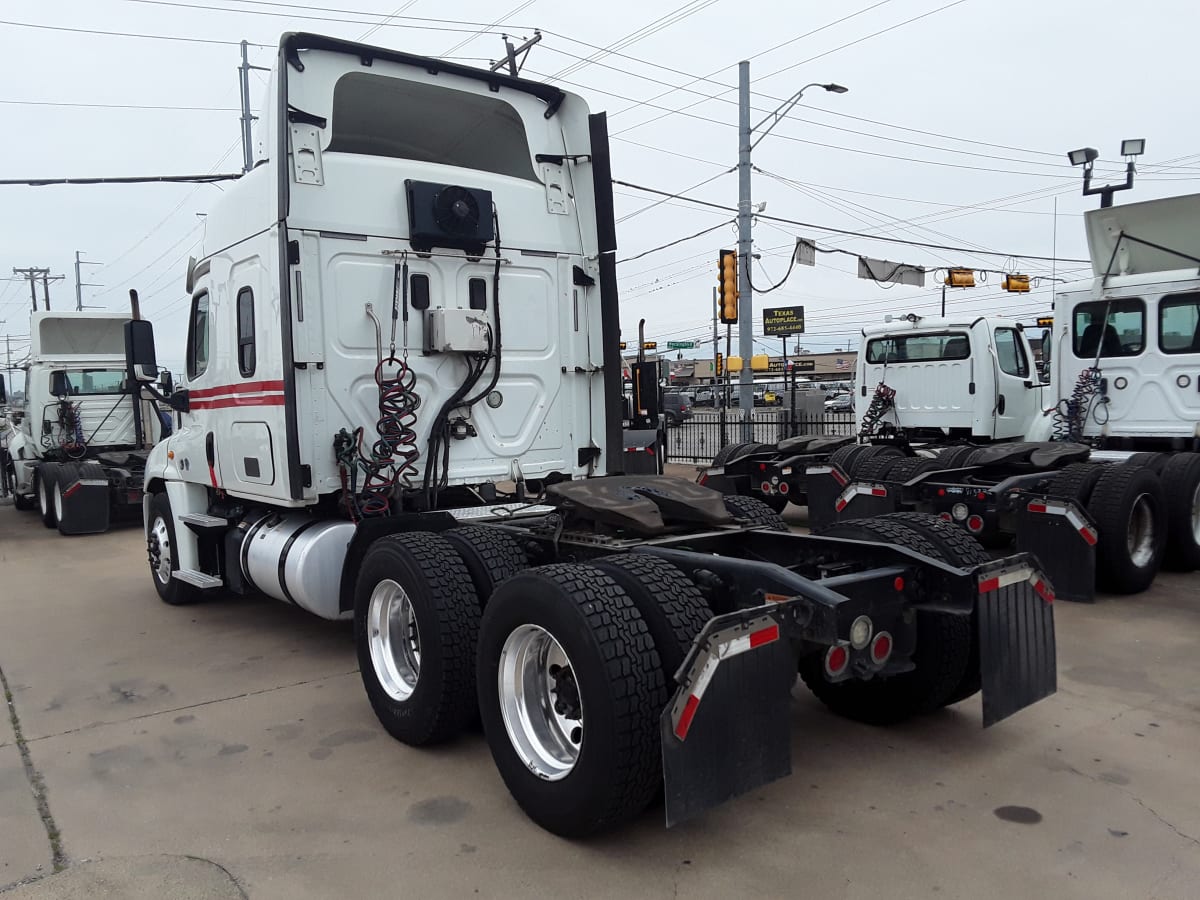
[1036,316,1054,328]
[715,352,723,375]
[718,249,739,324]
[618,341,627,350]
[1002,273,1030,293]
[750,354,770,372]
[726,355,744,373]
[944,268,975,287]
[642,341,657,350]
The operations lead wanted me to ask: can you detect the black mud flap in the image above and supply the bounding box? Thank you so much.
[57,464,111,535]
[804,465,847,531]
[975,556,1057,727]
[660,610,795,828]
[806,466,899,531]
[1015,496,1097,603]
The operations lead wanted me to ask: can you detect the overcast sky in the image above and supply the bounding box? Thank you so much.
[2,0,1198,378]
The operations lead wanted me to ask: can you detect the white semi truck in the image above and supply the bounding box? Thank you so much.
[707,191,1200,602]
[3,310,165,534]
[132,32,1057,836]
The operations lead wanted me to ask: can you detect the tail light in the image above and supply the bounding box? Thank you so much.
[824,645,850,677]
[870,632,893,664]
[966,514,984,533]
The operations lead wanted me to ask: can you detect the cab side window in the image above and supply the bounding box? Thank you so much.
[994,328,1029,377]
[1159,293,1200,353]
[236,287,256,377]
[186,292,210,381]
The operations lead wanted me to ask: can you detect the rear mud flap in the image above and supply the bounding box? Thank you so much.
[660,612,794,827]
[975,558,1057,727]
[806,466,897,531]
[57,469,111,535]
[1015,497,1097,603]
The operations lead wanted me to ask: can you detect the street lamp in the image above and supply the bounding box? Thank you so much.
[736,69,848,435]
[1068,139,1145,208]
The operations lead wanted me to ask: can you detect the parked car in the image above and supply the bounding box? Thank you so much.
[694,388,717,407]
[664,392,694,426]
[824,394,853,413]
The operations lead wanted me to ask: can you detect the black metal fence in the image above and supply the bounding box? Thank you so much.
[665,410,856,464]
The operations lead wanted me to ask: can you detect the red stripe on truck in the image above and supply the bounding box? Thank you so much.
[188,380,285,400]
[190,394,286,410]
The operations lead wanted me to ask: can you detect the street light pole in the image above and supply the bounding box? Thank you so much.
[737,61,754,438]
[736,66,847,440]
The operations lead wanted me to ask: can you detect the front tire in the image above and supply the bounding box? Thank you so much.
[355,532,481,746]
[477,564,666,837]
[147,492,200,606]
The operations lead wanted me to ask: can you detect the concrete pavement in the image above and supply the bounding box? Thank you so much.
[1,498,1198,898]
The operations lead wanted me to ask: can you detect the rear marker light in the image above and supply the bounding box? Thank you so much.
[849,616,873,649]
[871,632,893,664]
[976,491,987,501]
[759,463,767,472]
[749,624,780,648]
[893,576,904,592]
[1027,501,1047,514]
[779,482,789,495]
[825,645,849,676]
[761,481,773,494]
[951,502,969,521]
[966,515,984,533]
[939,512,952,522]
[937,488,946,497]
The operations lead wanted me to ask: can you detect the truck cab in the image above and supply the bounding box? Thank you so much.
[856,315,1042,442]
[1043,193,1200,448]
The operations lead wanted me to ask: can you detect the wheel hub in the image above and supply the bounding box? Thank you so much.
[368,579,421,702]
[498,624,584,781]
[148,516,172,584]
[1127,493,1156,569]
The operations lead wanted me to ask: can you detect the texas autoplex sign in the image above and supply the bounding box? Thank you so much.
[762,305,805,336]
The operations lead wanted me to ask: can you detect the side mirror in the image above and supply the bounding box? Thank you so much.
[159,370,174,395]
[0,373,6,405]
[124,319,158,383]
[50,371,70,397]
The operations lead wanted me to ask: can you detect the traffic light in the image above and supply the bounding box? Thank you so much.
[718,249,739,323]
[1002,273,1030,293]
[944,268,975,288]
[715,352,723,375]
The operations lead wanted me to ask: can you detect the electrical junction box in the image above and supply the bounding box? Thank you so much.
[427,307,491,353]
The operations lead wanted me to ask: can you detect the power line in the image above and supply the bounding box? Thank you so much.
[0,99,243,112]
[0,18,271,47]
[611,179,1092,263]
[617,220,734,264]
[0,173,242,187]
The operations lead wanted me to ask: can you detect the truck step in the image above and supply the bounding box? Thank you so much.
[446,502,554,522]
[180,513,231,534]
[172,569,224,590]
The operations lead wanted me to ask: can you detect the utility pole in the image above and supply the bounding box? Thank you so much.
[12,267,61,312]
[489,31,542,76]
[74,251,103,311]
[737,61,754,438]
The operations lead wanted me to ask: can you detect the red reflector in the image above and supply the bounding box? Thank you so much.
[937,488,946,497]
[1027,501,1047,514]
[871,633,892,662]
[1033,578,1055,603]
[826,645,849,675]
[870,487,887,497]
[835,499,848,512]
[831,469,848,486]
[779,481,789,494]
[979,576,1000,594]
[62,481,82,498]
[761,481,772,494]
[646,447,655,456]
[675,694,701,741]
[976,491,987,501]
[893,576,904,592]
[759,463,767,472]
[698,474,709,485]
[966,515,984,533]
[1079,526,1098,546]
[749,624,780,649]
[939,512,952,521]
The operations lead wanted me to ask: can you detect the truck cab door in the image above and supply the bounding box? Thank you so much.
[989,324,1039,440]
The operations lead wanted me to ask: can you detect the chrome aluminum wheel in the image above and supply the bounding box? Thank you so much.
[38,476,50,516]
[368,579,421,702]
[53,481,64,522]
[1128,493,1156,568]
[149,516,172,584]
[1191,482,1200,545]
[498,624,584,781]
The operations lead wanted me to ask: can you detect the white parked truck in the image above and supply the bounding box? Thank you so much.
[3,310,166,534]
[135,32,1057,836]
[709,192,1200,602]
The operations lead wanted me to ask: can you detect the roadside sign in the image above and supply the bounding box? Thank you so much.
[666,340,695,349]
[763,306,805,336]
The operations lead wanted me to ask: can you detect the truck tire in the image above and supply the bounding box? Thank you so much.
[53,462,79,535]
[711,441,772,468]
[936,446,978,470]
[444,526,528,605]
[13,490,35,512]
[722,494,787,531]
[1048,462,1105,505]
[802,517,973,724]
[874,512,989,706]
[147,491,202,606]
[829,443,870,478]
[36,463,59,528]
[477,564,666,837]
[1123,451,1171,473]
[355,532,482,746]
[853,452,906,483]
[886,457,942,484]
[1086,465,1167,594]
[592,554,713,681]
[1159,452,1200,571]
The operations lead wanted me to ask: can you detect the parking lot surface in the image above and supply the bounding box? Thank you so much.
[1,497,1199,898]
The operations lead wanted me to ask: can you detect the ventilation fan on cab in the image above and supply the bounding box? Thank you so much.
[406,180,495,255]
